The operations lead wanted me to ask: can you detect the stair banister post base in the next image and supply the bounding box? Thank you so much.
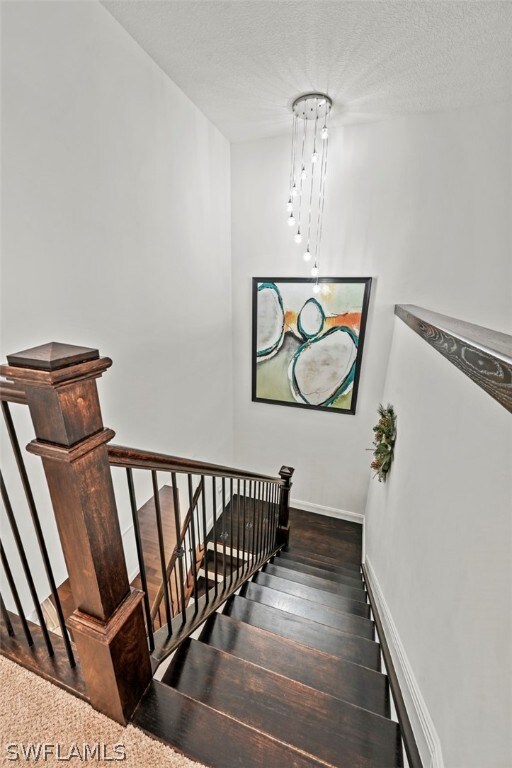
[0,342,152,724]
[277,466,294,550]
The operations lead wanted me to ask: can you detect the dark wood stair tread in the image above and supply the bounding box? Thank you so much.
[133,680,328,768]
[276,551,364,583]
[263,562,367,602]
[163,639,401,768]
[281,548,362,576]
[253,571,370,619]
[241,581,374,640]
[200,612,390,717]
[224,595,381,670]
[271,555,365,587]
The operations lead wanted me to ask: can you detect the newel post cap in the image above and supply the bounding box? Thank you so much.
[279,465,295,481]
[1,342,112,385]
[6,342,100,371]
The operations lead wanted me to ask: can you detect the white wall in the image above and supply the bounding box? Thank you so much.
[365,320,512,768]
[0,1,232,609]
[231,102,511,517]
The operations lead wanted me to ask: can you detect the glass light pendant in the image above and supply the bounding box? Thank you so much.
[321,125,328,140]
[287,213,295,226]
[303,249,312,262]
[300,166,307,181]
[311,264,319,278]
[291,184,298,197]
[312,283,320,294]
[286,197,293,212]
[294,230,303,244]
[312,150,318,164]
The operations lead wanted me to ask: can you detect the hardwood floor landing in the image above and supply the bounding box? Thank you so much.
[288,507,362,566]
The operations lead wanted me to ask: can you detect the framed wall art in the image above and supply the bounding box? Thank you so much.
[252,277,372,415]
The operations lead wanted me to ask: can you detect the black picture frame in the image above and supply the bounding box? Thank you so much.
[252,277,372,415]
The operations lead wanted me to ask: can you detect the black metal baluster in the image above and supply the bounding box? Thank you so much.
[242,480,247,576]
[269,483,275,553]
[261,482,268,557]
[257,482,264,564]
[253,480,259,569]
[173,566,179,617]
[211,477,219,594]
[1,592,14,636]
[171,473,187,625]
[194,481,202,581]
[253,481,260,565]
[187,475,199,611]
[267,484,273,553]
[245,479,251,573]
[229,478,234,587]
[151,471,172,635]
[235,480,241,583]
[200,476,209,604]
[0,542,33,645]
[126,468,154,652]
[273,484,279,549]
[220,478,227,587]
[251,481,257,570]
[1,402,75,665]
[171,472,187,623]
[0,472,53,655]
[264,482,270,557]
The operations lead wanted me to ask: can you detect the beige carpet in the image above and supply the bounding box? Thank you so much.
[0,655,206,768]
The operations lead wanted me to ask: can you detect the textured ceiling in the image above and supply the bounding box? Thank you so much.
[102,1,512,142]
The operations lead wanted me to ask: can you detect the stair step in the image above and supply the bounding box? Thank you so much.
[263,563,367,602]
[271,555,364,587]
[225,595,381,670]
[276,551,364,583]
[133,680,326,768]
[163,639,401,768]
[200,612,390,717]
[281,546,361,576]
[253,571,370,619]
[241,582,374,640]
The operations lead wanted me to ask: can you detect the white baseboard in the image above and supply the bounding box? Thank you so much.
[291,498,364,526]
[364,557,444,768]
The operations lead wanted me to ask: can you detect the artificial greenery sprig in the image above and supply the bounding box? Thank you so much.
[369,404,397,482]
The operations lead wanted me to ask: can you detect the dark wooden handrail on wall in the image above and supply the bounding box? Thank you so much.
[0,340,294,724]
[395,304,512,413]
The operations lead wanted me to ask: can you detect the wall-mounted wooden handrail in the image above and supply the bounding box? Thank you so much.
[108,444,285,484]
[395,304,512,413]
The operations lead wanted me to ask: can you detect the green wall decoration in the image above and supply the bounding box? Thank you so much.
[369,404,397,482]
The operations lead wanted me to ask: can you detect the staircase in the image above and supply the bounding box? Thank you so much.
[133,546,403,768]
[1,342,415,767]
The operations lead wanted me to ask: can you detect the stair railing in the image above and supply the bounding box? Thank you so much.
[108,444,293,664]
[0,341,294,722]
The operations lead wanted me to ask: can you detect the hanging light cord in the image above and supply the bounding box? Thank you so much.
[306,101,319,255]
[314,106,331,282]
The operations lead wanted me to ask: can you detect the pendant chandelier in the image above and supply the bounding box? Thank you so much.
[286,93,332,293]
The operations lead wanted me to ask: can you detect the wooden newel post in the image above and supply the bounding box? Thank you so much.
[0,342,152,724]
[277,465,294,549]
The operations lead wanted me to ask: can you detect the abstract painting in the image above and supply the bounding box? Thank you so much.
[252,278,372,414]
